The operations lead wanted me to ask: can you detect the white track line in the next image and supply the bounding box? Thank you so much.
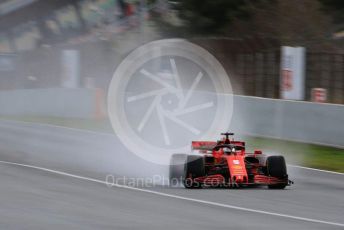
[288,164,344,176]
[0,160,343,228]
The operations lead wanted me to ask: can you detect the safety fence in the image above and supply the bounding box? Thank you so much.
[193,38,344,104]
[1,39,344,104]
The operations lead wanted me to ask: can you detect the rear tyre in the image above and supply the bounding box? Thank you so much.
[169,154,187,185]
[266,156,288,189]
[183,155,205,189]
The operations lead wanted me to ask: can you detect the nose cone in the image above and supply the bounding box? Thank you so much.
[234,175,243,183]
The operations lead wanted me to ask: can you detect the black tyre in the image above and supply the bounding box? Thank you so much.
[169,154,187,184]
[266,156,288,189]
[183,155,205,189]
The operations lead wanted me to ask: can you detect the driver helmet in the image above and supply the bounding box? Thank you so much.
[223,147,231,154]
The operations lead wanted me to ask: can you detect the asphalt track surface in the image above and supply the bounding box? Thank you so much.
[0,120,343,229]
[0,160,343,230]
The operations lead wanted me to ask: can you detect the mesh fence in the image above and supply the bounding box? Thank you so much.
[1,38,343,104]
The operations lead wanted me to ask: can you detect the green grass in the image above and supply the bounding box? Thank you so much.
[246,137,344,173]
[1,116,344,173]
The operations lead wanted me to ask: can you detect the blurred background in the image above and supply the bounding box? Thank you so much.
[0,0,343,102]
[0,0,343,172]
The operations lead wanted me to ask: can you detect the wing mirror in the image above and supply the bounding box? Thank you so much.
[254,150,262,155]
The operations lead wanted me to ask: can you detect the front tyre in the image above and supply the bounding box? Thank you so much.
[266,156,288,189]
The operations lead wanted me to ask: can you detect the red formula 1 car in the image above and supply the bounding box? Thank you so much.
[170,133,293,189]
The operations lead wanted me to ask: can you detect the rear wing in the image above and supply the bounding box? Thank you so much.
[192,141,217,151]
[192,140,246,151]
